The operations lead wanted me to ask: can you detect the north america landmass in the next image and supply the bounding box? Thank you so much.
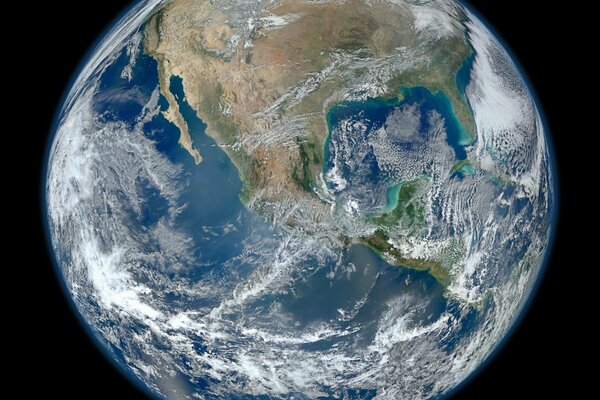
[143,0,478,286]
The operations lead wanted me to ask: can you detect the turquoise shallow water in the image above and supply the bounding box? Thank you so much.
[382,183,402,213]
[458,163,475,177]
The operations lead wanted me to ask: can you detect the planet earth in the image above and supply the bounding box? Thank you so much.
[45,0,555,399]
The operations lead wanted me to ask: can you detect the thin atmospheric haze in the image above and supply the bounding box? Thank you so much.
[45,0,555,399]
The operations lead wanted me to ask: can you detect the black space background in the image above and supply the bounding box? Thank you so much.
[15,0,588,398]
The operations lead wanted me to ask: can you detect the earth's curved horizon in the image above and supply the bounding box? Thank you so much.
[45,1,556,399]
